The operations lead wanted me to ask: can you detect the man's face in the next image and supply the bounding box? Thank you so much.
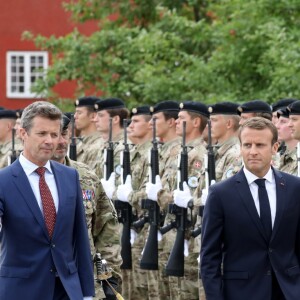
[0,119,12,142]
[272,112,279,125]
[288,115,300,141]
[14,118,22,140]
[74,107,94,131]
[94,110,110,134]
[275,117,293,143]
[20,116,61,166]
[239,112,255,125]
[240,127,278,177]
[128,115,151,139]
[175,111,193,136]
[210,114,227,141]
[149,112,173,139]
[52,129,70,161]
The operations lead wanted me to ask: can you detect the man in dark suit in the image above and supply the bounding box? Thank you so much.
[200,117,300,300]
[0,101,95,300]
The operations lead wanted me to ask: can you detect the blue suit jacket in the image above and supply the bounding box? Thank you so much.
[0,159,95,300]
[200,168,300,300]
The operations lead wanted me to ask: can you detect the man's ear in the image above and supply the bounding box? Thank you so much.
[272,141,279,155]
[19,127,27,141]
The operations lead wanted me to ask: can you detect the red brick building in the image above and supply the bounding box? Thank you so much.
[0,0,98,109]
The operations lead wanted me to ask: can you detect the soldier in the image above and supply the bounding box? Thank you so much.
[169,101,208,300]
[94,98,129,183]
[0,109,23,168]
[276,107,298,175]
[74,96,104,168]
[144,100,181,300]
[238,99,272,125]
[116,106,153,299]
[288,101,300,176]
[272,98,298,125]
[272,98,297,155]
[208,102,242,181]
[52,115,122,300]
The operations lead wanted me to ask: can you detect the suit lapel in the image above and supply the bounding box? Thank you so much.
[50,161,65,240]
[235,169,269,243]
[271,168,286,241]
[11,160,49,239]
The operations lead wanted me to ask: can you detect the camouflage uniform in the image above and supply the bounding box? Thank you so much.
[159,137,206,300]
[0,139,23,169]
[214,137,242,181]
[278,147,297,176]
[65,156,122,299]
[76,131,104,170]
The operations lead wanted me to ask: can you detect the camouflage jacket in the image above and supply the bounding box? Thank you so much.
[0,139,23,169]
[64,156,122,278]
[77,132,104,170]
[215,136,242,181]
[279,147,297,176]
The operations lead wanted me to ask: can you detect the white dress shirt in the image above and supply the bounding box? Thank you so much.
[19,153,59,213]
[243,167,277,227]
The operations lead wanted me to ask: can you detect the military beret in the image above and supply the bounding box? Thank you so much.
[208,101,239,115]
[0,109,17,119]
[62,114,71,131]
[237,100,272,115]
[277,108,289,119]
[179,101,208,118]
[64,112,72,121]
[94,98,125,111]
[272,98,298,112]
[287,101,300,115]
[75,96,100,107]
[130,105,151,118]
[15,109,23,118]
[151,100,179,115]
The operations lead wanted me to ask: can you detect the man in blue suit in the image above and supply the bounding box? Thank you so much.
[0,101,95,300]
[200,117,300,300]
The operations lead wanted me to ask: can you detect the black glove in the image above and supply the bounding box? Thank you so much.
[102,276,120,300]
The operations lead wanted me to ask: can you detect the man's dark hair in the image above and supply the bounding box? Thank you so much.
[239,117,278,145]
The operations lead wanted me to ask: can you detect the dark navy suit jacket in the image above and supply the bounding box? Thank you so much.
[0,159,95,300]
[200,168,300,300]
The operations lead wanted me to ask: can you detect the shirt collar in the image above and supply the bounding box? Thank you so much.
[243,166,274,186]
[19,153,53,176]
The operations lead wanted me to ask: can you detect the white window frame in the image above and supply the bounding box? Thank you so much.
[6,51,48,98]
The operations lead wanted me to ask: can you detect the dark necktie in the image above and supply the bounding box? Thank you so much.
[36,167,56,238]
[254,179,272,241]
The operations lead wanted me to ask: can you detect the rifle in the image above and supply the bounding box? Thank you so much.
[139,116,162,270]
[69,113,77,161]
[191,118,216,238]
[114,119,133,270]
[104,118,114,180]
[162,121,191,277]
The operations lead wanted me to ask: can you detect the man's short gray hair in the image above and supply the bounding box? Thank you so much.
[21,101,62,132]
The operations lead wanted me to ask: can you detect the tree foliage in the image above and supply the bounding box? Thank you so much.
[23,0,300,110]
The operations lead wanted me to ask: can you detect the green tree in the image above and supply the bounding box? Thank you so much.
[23,0,300,110]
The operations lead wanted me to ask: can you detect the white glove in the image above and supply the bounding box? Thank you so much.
[201,189,208,206]
[130,229,137,246]
[116,175,133,202]
[100,172,116,200]
[146,175,162,201]
[157,230,162,242]
[173,182,193,208]
[184,239,189,257]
